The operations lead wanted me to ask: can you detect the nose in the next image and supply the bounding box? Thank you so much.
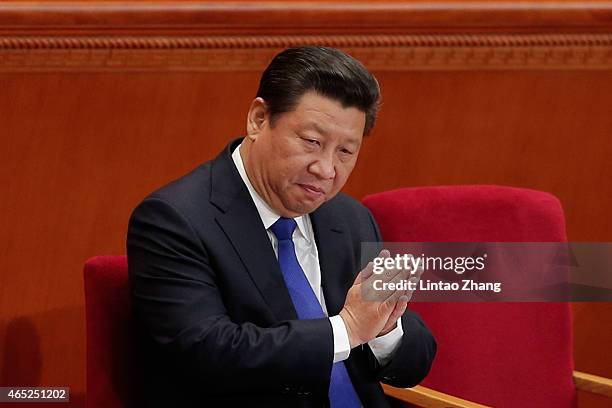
[309,153,336,180]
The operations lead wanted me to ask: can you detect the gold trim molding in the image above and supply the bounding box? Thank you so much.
[1,34,612,71]
[2,34,612,49]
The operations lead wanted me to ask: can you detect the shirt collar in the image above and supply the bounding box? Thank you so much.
[231,142,311,243]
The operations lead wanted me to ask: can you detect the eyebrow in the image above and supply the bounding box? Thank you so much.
[302,121,328,136]
[302,122,361,145]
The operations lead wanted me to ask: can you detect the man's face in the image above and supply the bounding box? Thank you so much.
[244,91,366,217]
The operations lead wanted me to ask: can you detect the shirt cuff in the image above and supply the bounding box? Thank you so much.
[329,315,351,363]
[368,317,404,366]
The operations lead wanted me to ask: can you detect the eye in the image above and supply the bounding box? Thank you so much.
[340,148,353,155]
[303,138,320,146]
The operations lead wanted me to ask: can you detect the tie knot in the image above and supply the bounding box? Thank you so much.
[270,217,297,241]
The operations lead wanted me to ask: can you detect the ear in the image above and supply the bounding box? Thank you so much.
[246,97,268,141]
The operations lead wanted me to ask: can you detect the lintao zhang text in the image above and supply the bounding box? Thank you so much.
[373,279,502,293]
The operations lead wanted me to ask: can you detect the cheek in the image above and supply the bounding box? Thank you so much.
[270,163,303,190]
[284,156,312,178]
[331,166,353,190]
[339,159,357,177]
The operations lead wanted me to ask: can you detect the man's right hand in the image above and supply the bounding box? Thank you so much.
[339,250,418,349]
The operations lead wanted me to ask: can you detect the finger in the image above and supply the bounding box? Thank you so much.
[390,269,417,299]
[380,282,409,314]
[364,249,390,282]
[413,263,425,279]
[380,311,399,335]
[374,261,406,287]
[382,299,407,334]
[370,264,411,303]
[380,264,403,282]
[396,295,409,314]
[402,277,419,302]
[363,250,401,287]
[354,262,374,285]
[387,265,412,290]
[390,295,408,320]
[361,260,376,282]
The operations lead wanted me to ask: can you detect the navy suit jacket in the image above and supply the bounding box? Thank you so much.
[127,139,436,407]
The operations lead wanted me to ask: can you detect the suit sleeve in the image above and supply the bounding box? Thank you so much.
[376,311,437,387]
[127,197,333,394]
[363,208,438,388]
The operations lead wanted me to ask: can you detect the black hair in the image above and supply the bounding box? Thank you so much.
[256,46,380,135]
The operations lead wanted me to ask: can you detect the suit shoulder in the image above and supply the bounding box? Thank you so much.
[133,161,213,219]
[327,192,374,219]
[323,193,382,264]
[325,193,380,238]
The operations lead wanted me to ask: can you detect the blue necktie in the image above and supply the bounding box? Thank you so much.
[270,217,362,408]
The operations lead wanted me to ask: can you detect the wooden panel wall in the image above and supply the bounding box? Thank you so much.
[1,2,611,407]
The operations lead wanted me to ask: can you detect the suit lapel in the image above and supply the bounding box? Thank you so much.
[311,205,350,317]
[210,140,298,322]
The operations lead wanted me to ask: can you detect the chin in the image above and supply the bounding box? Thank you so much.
[284,200,322,216]
[280,189,329,215]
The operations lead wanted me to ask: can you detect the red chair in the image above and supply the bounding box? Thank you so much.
[84,255,132,408]
[363,185,611,407]
[84,186,611,407]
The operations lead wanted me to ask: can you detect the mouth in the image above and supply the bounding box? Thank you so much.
[297,183,325,198]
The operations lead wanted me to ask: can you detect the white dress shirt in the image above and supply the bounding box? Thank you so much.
[232,143,403,365]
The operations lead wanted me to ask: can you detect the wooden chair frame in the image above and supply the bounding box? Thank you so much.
[384,370,612,407]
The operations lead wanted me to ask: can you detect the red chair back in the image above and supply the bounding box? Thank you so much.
[363,185,575,408]
[84,255,133,408]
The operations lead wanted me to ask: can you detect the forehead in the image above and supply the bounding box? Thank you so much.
[283,92,366,140]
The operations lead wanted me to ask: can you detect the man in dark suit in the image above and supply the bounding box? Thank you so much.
[127,46,436,407]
